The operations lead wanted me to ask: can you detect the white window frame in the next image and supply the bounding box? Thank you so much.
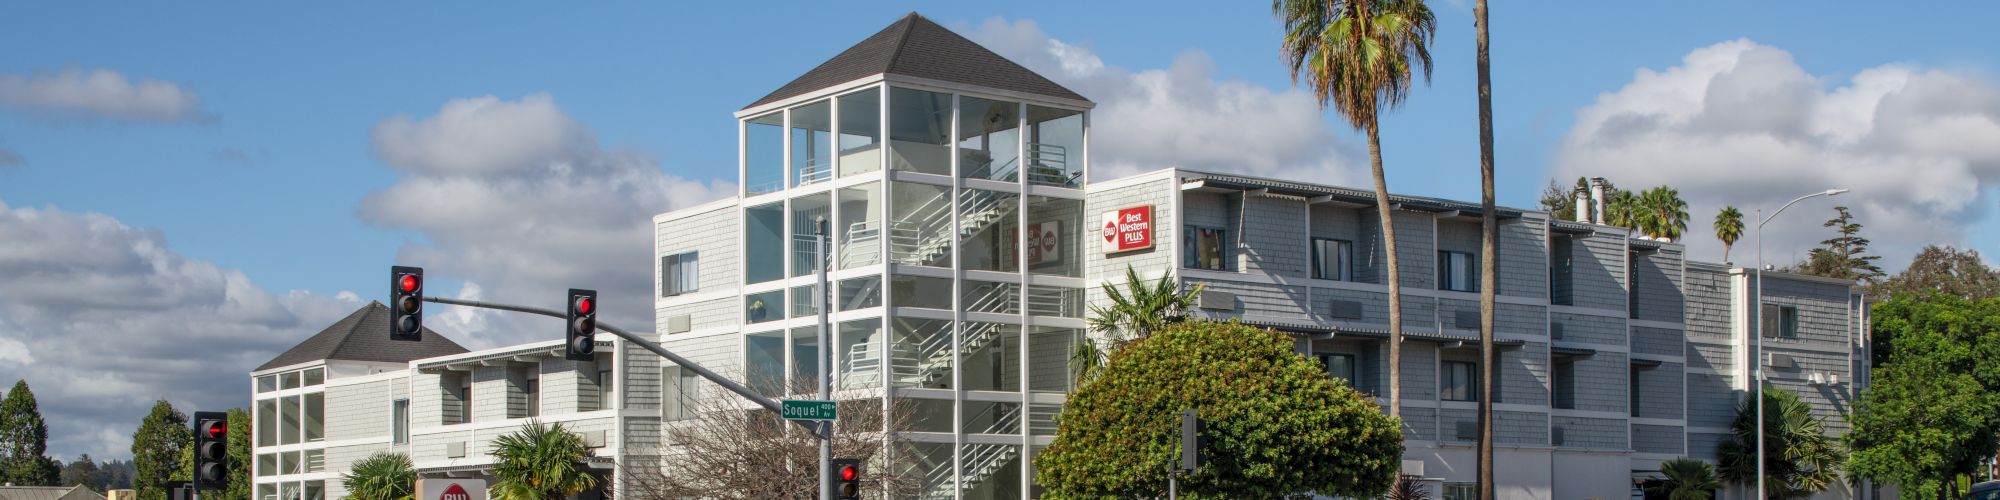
[663,251,699,296]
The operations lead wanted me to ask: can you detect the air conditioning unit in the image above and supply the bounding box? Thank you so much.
[1829,373,1841,385]
[1199,290,1236,311]
[1807,372,1826,385]
[446,441,466,458]
[1401,459,1425,477]
[1765,352,1796,369]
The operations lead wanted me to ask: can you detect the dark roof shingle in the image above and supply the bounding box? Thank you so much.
[256,301,468,371]
[743,12,1089,110]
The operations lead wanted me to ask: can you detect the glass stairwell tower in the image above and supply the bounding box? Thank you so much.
[657,13,1093,499]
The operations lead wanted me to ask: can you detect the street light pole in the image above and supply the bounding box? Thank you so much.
[817,217,833,500]
[1753,188,1846,500]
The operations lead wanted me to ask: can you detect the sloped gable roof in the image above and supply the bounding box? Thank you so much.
[0,485,105,500]
[743,12,1088,110]
[256,301,468,371]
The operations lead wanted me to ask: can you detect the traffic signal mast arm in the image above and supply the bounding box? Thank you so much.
[423,295,820,433]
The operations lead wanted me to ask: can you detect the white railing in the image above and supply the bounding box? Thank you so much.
[964,282,1018,314]
[856,187,1013,268]
[746,178,784,196]
[840,221,882,268]
[1024,143,1079,187]
[964,154,1020,182]
[1026,286,1082,317]
[796,157,833,186]
[923,439,1021,499]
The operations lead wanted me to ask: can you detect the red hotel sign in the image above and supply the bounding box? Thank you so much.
[1101,205,1154,253]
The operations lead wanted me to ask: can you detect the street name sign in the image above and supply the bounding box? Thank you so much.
[781,399,838,421]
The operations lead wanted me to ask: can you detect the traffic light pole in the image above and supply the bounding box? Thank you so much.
[816,218,833,500]
[421,295,825,434]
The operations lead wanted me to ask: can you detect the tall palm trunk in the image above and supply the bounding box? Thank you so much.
[1474,1,1497,498]
[1367,119,1404,418]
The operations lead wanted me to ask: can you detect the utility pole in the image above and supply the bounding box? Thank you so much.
[817,217,833,500]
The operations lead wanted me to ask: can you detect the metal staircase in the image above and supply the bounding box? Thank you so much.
[839,284,1015,390]
[920,404,1024,499]
[841,187,1012,268]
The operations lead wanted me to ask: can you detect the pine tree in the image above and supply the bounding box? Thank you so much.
[0,380,60,486]
[131,400,190,500]
[1795,206,1885,282]
[60,454,100,492]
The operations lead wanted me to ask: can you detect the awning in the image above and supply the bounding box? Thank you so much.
[1551,345,1597,357]
[1550,220,1597,235]
[1630,357,1663,367]
[1185,174,1527,219]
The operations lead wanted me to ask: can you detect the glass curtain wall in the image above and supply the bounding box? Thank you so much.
[837,88,881,178]
[837,183,882,270]
[745,202,784,284]
[889,182,952,267]
[838,318,883,389]
[958,97,1020,182]
[1026,106,1085,188]
[790,100,833,187]
[745,112,784,195]
[1026,196,1083,277]
[790,193,831,278]
[888,88,951,175]
[958,189,1020,272]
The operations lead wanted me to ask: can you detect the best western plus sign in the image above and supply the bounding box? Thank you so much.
[1101,205,1153,253]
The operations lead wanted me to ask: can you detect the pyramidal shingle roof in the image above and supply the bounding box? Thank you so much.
[256,301,468,371]
[742,12,1090,110]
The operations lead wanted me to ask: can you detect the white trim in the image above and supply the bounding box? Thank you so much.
[252,361,325,378]
[656,289,739,308]
[880,74,1094,111]
[408,409,622,436]
[735,74,887,118]
[653,196,739,224]
[322,370,410,388]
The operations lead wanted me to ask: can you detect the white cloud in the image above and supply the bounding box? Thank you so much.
[0,69,210,123]
[0,199,361,460]
[361,94,733,348]
[966,18,1364,185]
[1554,39,2000,268]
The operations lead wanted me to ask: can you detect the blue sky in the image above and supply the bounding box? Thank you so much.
[2,1,1998,459]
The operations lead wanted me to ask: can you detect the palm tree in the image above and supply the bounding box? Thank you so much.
[1714,206,1744,263]
[489,421,598,500]
[1645,458,1720,500]
[1604,189,1641,230]
[341,452,416,500]
[1274,0,1436,418]
[1471,1,1498,498]
[1077,266,1203,381]
[1718,388,1843,499]
[1637,186,1690,241]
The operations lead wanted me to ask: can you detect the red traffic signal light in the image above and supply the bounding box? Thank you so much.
[840,465,857,481]
[203,421,227,439]
[399,274,420,293]
[192,411,229,490]
[564,288,598,361]
[390,266,425,342]
[833,458,861,500]
[574,296,592,315]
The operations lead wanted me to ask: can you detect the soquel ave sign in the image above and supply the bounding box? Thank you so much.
[781,399,838,421]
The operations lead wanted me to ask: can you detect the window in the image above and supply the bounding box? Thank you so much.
[1443,483,1476,500]
[257,454,276,478]
[257,399,277,447]
[598,367,614,410]
[1551,358,1576,410]
[303,392,323,442]
[1318,353,1357,387]
[662,252,698,296]
[1184,225,1229,270]
[257,375,277,393]
[1311,238,1353,281]
[302,449,324,473]
[391,399,409,445]
[1441,361,1478,402]
[279,396,301,445]
[302,368,324,386]
[1630,365,1643,417]
[1761,303,1799,338]
[522,377,540,418]
[456,380,472,425]
[1438,251,1476,292]
[280,371,301,390]
[665,365,699,421]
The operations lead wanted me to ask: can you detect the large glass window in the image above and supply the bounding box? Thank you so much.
[1184,226,1229,270]
[837,183,882,269]
[303,368,324,386]
[887,88,951,175]
[1319,354,1356,387]
[1761,304,1799,338]
[1027,105,1084,188]
[745,202,785,284]
[1441,361,1478,402]
[791,193,831,277]
[280,372,301,390]
[963,401,1022,435]
[837,88,881,177]
[790,100,833,187]
[1439,250,1476,292]
[888,274,953,310]
[745,112,785,195]
[837,276,881,311]
[1027,286,1084,318]
[664,365,700,421]
[303,392,323,442]
[257,399,277,447]
[959,96,1021,181]
[1027,196,1083,277]
[838,319,883,389]
[889,181,952,266]
[1312,238,1353,281]
[303,449,324,473]
[790,326,820,395]
[790,285,820,319]
[279,396,300,445]
[746,331,786,396]
[959,189,1020,272]
[662,251,698,296]
[890,318,953,389]
[745,290,783,324]
[257,454,276,478]
[960,322,1019,392]
[962,281,1019,315]
[257,375,277,393]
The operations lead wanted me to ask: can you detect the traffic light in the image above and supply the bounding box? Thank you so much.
[389,266,424,341]
[192,411,228,490]
[832,458,862,500]
[1179,410,1207,473]
[565,288,597,361]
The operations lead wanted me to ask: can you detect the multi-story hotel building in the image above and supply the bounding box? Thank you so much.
[255,12,1871,500]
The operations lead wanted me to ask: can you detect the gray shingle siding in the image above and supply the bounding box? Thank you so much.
[1498,342,1550,406]
[1631,326,1683,357]
[1498,217,1549,300]
[1553,416,1627,450]
[659,205,740,297]
[1688,432,1729,461]
[624,338,663,411]
[1684,266,1734,341]
[1631,248,1685,322]
[1686,371,1740,428]
[1187,278,1311,321]
[1393,211,1436,290]
[1552,312,1627,347]
[1632,362,1684,419]
[1632,424,1686,454]
[1568,352,1628,413]
[1402,406,1438,441]
[1496,410,1549,446]
[1311,287,1388,323]
[1563,234,1628,311]
[1237,195,1309,278]
[324,378,398,441]
[1686,341,1733,374]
